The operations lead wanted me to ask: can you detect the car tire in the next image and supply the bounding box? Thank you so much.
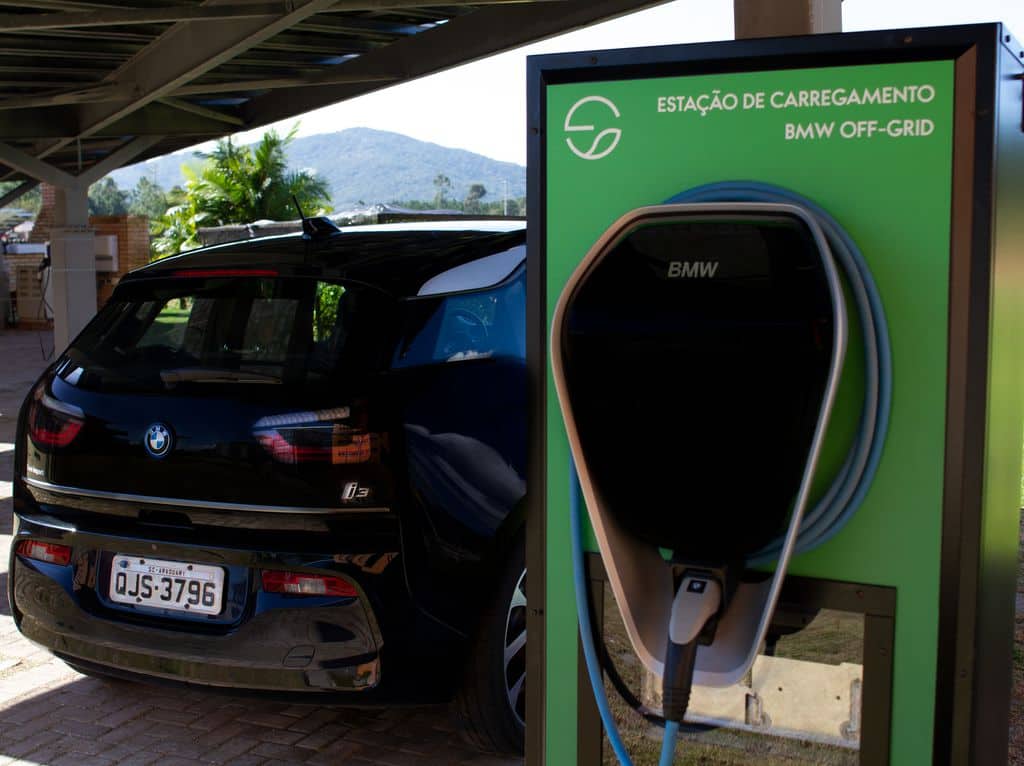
[454,539,526,754]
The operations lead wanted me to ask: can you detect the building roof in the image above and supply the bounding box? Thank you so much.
[0,0,660,198]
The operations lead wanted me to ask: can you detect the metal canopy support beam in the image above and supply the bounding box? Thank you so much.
[0,140,76,188]
[77,134,163,186]
[49,184,94,350]
[733,0,841,38]
[0,179,38,208]
[174,70,398,96]
[59,0,340,146]
[0,2,291,32]
[158,97,245,126]
[0,0,562,31]
[242,0,666,125]
[0,135,161,188]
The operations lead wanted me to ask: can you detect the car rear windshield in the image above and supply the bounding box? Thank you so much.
[63,275,395,394]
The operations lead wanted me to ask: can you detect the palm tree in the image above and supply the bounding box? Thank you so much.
[152,125,331,258]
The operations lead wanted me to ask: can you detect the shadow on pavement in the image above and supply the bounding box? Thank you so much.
[0,669,519,766]
[0,572,7,617]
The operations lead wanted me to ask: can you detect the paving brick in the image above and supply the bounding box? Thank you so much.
[194,720,257,749]
[250,740,314,762]
[202,734,261,764]
[145,707,202,726]
[286,707,339,734]
[186,705,246,733]
[293,722,349,752]
[97,716,163,746]
[236,710,296,730]
[304,738,365,766]
[46,756,115,766]
[90,743,152,763]
[0,730,57,759]
[254,726,305,746]
[456,755,523,766]
[50,718,109,741]
[373,749,437,766]
[97,704,149,729]
[106,754,161,766]
[44,733,105,756]
[206,755,264,766]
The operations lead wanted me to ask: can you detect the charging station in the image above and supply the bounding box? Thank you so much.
[526,24,1024,766]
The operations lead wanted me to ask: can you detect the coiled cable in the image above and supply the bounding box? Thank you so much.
[664,182,891,559]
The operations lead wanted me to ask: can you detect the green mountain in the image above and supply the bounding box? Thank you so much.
[109,127,526,210]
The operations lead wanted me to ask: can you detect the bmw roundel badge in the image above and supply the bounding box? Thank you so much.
[144,423,173,459]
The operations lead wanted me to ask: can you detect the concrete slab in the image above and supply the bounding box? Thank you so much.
[0,329,521,766]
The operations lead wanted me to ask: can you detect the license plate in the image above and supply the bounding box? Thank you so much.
[109,555,224,616]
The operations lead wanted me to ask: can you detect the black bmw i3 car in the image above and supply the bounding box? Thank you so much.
[8,219,528,753]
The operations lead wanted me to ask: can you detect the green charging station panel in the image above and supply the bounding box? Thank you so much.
[526,24,1024,766]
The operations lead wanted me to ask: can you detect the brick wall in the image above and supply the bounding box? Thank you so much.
[21,185,151,313]
[91,215,150,307]
[27,184,57,244]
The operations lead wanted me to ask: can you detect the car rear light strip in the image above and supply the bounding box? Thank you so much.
[171,268,279,278]
[27,384,84,448]
[253,408,376,465]
[16,540,72,566]
[261,570,357,598]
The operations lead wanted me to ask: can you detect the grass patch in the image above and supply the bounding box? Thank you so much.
[599,589,860,765]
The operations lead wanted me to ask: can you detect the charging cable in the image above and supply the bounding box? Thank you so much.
[570,457,639,766]
[567,182,891,765]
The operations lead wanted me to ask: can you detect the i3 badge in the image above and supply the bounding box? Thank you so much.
[144,423,173,459]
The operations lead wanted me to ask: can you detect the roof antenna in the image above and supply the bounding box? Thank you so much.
[292,195,340,240]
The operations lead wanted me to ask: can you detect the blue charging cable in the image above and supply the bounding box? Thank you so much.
[568,182,892,765]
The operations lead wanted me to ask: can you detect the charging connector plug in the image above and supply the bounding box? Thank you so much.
[662,575,722,723]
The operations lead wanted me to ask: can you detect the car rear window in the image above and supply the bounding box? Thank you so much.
[64,275,394,394]
[392,266,525,368]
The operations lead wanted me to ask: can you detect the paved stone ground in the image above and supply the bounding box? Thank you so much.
[0,329,521,766]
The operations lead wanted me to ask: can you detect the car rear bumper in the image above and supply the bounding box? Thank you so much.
[15,558,380,691]
[9,510,401,695]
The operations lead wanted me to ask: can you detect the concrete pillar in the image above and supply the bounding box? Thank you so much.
[49,186,95,350]
[733,0,841,39]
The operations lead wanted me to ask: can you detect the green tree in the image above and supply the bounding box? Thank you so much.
[152,182,205,256]
[433,173,452,209]
[128,176,169,221]
[88,177,128,216]
[152,125,331,258]
[464,183,486,213]
[0,183,41,215]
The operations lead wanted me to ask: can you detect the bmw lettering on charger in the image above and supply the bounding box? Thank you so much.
[8,217,529,754]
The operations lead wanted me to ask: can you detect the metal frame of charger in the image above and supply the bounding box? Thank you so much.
[526,23,1024,766]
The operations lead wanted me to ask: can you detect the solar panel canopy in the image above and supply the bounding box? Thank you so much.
[0,0,661,198]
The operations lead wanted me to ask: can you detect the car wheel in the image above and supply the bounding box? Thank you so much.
[454,540,526,754]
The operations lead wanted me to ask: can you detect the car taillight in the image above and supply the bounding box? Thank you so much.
[16,540,72,566]
[27,384,84,448]
[261,570,357,598]
[253,408,378,465]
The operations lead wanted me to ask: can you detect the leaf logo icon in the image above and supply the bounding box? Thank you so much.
[564,96,621,160]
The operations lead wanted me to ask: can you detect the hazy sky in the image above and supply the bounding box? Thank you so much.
[226,0,1024,166]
